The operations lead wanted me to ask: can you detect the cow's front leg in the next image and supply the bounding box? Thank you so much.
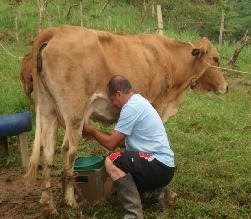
[62,128,81,207]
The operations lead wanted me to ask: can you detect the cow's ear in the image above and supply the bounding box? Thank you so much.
[191,48,205,58]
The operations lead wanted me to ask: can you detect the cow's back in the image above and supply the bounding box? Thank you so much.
[41,26,113,98]
[96,31,173,102]
[41,26,172,104]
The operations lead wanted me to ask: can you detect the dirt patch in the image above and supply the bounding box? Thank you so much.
[0,170,62,219]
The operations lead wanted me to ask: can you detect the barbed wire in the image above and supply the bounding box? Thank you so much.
[0,43,23,60]
[188,42,251,75]
[203,60,251,75]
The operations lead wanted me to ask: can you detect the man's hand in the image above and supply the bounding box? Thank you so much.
[82,123,125,151]
[82,124,96,139]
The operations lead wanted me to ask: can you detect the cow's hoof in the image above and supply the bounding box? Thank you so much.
[64,198,78,208]
[40,194,58,215]
[42,204,59,216]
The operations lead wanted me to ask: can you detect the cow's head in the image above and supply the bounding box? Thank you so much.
[190,67,228,94]
[190,37,228,94]
[20,53,33,103]
[191,37,218,59]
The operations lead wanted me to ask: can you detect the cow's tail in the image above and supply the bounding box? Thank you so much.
[24,104,41,183]
[24,27,57,184]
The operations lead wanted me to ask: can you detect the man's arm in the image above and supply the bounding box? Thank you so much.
[83,124,125,151]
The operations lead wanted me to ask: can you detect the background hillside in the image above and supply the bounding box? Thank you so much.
[0,0,250,218]
[0,0,250,114]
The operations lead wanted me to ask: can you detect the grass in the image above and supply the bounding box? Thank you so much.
[166,88,251,218]
[0,0,251,218]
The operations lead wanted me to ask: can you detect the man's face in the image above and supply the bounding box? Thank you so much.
[107,91,123,108]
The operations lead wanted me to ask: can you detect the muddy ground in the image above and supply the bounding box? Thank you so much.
[0,170,62,219]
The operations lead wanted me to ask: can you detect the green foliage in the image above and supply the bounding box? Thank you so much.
[149,0,250,41]
[159,1,215,40]
[230,0,251,39]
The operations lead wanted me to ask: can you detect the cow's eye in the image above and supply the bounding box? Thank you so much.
[213,57,219,64]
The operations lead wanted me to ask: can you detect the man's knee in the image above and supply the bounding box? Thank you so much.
[105,156,113,171]
[105,152,122,172]
[105,156,126,180]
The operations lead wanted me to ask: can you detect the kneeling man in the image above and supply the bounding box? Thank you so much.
[83,75,175,218]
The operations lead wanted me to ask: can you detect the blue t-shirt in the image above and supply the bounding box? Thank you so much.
[115,94,174,167]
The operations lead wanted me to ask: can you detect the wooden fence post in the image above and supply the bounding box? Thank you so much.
[18,133,29,169]
[218,9,225,50]
[14,6,19,43]
[37,0,48,32]
[143,0,146,11]
[79,0,83,27]
[157,5,163,35]
[0,136,8,159]
[151,3,155,17]
[10,1,21,43]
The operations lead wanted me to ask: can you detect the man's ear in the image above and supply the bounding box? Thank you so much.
[116,91,122,96]
[191,48,205,58]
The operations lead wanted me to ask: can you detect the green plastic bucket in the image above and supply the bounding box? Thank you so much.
[74,156,104,171]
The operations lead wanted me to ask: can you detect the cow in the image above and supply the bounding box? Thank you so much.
[19,52,227,121]
[19,37,227,119]
[25,26,228,214]
[20,52,33,106]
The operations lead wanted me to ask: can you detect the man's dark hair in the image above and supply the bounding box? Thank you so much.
[107,75,132,96]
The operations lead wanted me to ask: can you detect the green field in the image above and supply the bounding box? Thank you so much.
[0,0,250,218]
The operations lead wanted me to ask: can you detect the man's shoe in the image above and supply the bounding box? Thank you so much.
[140,187,177,212]
[114,173,143,219]
[158,188,177,212]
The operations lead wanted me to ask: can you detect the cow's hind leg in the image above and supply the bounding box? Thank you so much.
[62,120,83,207]
[39,112,58,214]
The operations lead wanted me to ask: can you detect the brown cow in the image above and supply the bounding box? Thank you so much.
[25,26,227,214]
[19,48,227,119]
[20,52,33,105]
[19,53,227,121]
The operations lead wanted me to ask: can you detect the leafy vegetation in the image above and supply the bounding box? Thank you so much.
[0,0,250,218]
[145,0,251,41]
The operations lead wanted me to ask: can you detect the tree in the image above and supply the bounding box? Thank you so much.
[228,30,250,68]
[37,0,48,32]
[10,0,22,43]
[230,0,251,39]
